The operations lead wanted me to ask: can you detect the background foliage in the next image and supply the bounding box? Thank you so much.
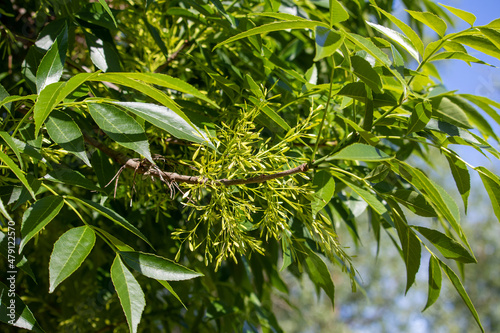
[1,0,500,331]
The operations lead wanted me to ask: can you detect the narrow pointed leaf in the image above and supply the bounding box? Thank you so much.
[314,27,344,61]
[475,166,500,222]
[335,175,387,215]
[439,3,476,26]
[157,280,186,309]
[20,196,64,253]
[49,226,96,292]
[413,226,475,263]
[391,189,437,217]
[0,131,24,170]
[119,251,203,281]
[111,101,216,149]
[366,21,419,61]
[428,51,489,65]
[111,255,145,333]
[46,110,91,166]
[214,20,329,49]
[445,154,470,210]
[423,255,442,311]
[44,168,101,192]
[312,170,335,217]
[84,31,122,72]
[479,27,500,50]
[0,150,35,199]
[93,227,135,252]
[350,55,383,93]
[345,33,392,67]
[36,24,68,93]
[97,0,117,27]
[303,247,335,307]
[407,101,432,134]
[67,196,153,248]
[327,143,392,162]
[432,96,472,129]
[452,35,500,60]
[0,282,44,332]
[437,259,484,332]
[33,81,66,136]
[87,103,153,162]
[406,10,447,37]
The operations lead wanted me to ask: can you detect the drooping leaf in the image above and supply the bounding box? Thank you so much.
[36,24,68,93]
[91,150,115,196]
[366,21,419,61]
[406,10,447,37]
[45,110,91,166]
[44,168,101,192]
[444,153,470,210]
[327,143,392,162]
[0,281,44,332]
[390,189,437,217]
[20,196,64,253]
[0,150,35,200]
[391,202,421,293]
[49,226,96,292]
[423,255,442,311]
[214,20,329,50]
[157,280,187,308]
[407,101,432,134]
[119,251,203,281]
[111,255,145,333]
[111,101,216,149]
[303,247,335,307]
[311,170,335,217]
[67,196,153,248]
[87,103,153,163]
[314,26,344,61]
[475,166,500,222]
[350,55,383,93]
[413,226,475,263]
[439,3,476,26]
[437,259,484,332]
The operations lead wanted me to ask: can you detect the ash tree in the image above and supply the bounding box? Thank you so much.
[1,0,500,332]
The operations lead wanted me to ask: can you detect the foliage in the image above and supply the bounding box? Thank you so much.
[1,0,500,331]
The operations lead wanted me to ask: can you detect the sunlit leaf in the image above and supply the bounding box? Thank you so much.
[327,143,391,162]
[439,3,476,26]
[407,101,432,134]
[406,10,447,37]
[36,24,68,93]
[314,26,344,61]
[366,21,419,61]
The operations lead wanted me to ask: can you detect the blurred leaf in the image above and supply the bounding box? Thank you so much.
[87,103,153,163]
[20,196,64,253]
[439,3,476,26]
[475,166,500,222]
[49,226,96,292]
[111,255,145,333]
[329,0,349,24]
[303,247,335,307]
[314,27,344,61]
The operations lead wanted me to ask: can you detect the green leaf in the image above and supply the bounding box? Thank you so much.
[344,33,392,67]
[248,96,290,132]
[432,96,472,129]
[439,3,476,26]
[0,94,37,110]
[0,281,44,332]
[391,202,421,293]
[366,21,419,61]
[97,0,117,27]
[20,196,64,253]
[93,227,134,251]
[0,83,12,113]
[413,226,475,263]
[437,259,484,332]
[303,247,335,307]
[84,31,122,72]
[49,226,96,292]
[327,143,392,162]
[0,230,36,281]
[111,101,216,149]
[372,6,424,56]
[460,94,500,127]
[44,168,101,192]
[67,196,153,248]
[428,51,490,65]
[391,189,437,217]
[91,150,115,196]
[214,20,329,50]
[311,170,335,217]
[423,255,442,311]
[407,101,432,134]
[119,251,203,281]
[452,35,500,60]
[46,110,91,166]
[33,81,65,136]
[0,131,24,170]
[157,280,186,309]
[475,166,500,222]
[445,153,470,210]
[0,150,35,200]
[36,24,68,93]
[55,72,99,105]
[447,95,497,141]
[314,26,344,61]
[406,10,447,37]
[335,175,387,215]
[87,103,153,163]
[98,72,218,108]
[329,0,349,24]
[111,255,145,333]
[350,55,383,93]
